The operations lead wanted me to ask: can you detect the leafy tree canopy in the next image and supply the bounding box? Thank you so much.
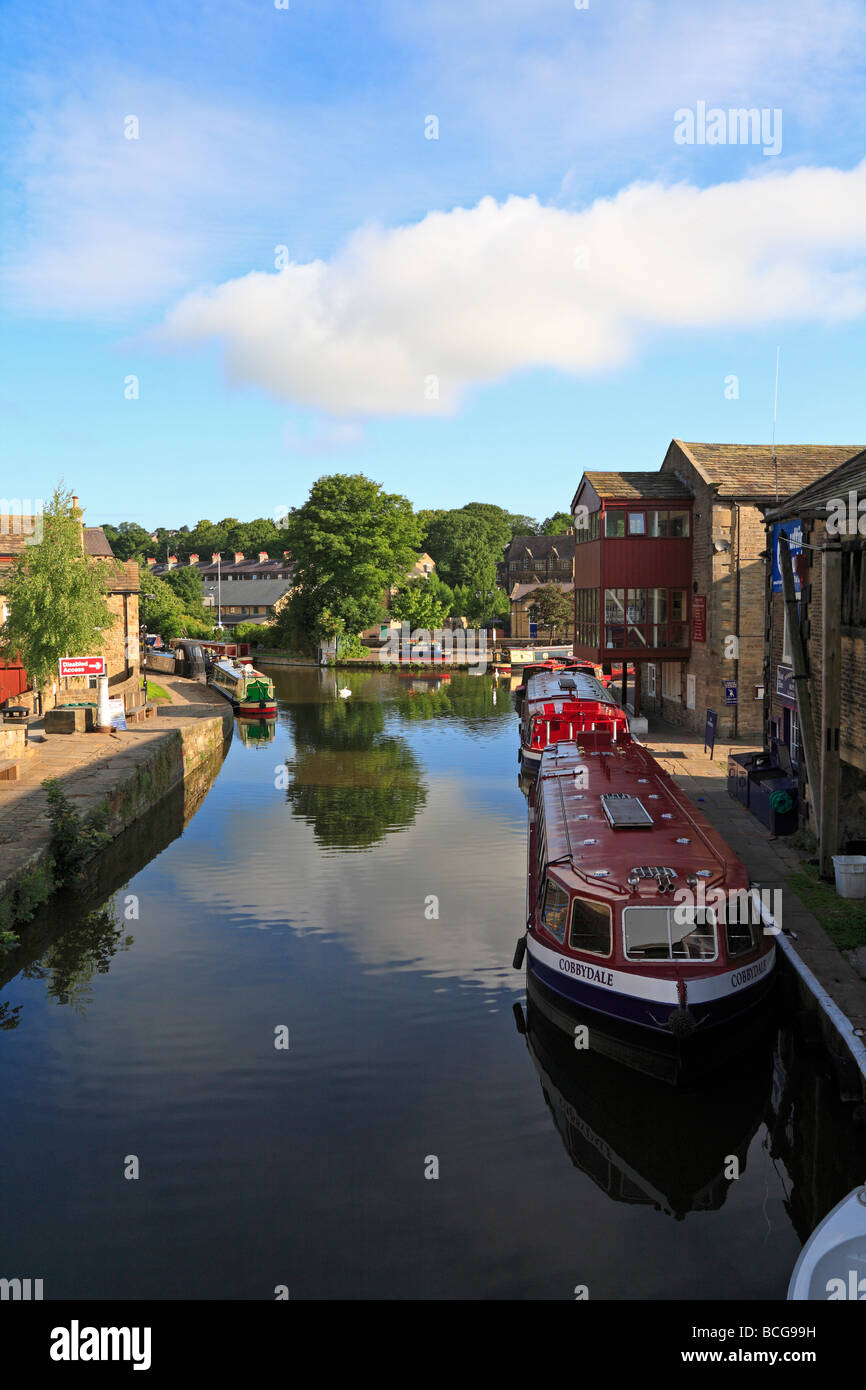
[539,511,573,535]
[282,473,421,644]
[1,484,118,688]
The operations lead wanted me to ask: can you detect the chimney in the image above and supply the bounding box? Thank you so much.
[211,552,221,564]
[282,550,291,559]
[258,551,269,563]
[233,552,244,565]
[188,553,199,564]
[72,495,79,510]
[146,556,157,567]
[167,554,177,569]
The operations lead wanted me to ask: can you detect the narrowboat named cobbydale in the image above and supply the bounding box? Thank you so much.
[209,659,277,717]
[519,668,629,771]
[514,734,776,1060]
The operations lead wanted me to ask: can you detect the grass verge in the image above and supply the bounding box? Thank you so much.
[785,863,866,951]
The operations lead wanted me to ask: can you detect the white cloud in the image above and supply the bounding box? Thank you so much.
[161,162,866,416]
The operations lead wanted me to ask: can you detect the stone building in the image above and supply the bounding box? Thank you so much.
[764,448,866,857]
[499,533,576,641]
[0,505,140,712]
[571,440,861,738]
[149,550,295,627]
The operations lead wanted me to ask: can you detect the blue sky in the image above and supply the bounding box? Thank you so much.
[2,0,866,532]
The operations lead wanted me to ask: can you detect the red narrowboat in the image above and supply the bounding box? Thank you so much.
[519,669,629,771]
[514,733,776,1073]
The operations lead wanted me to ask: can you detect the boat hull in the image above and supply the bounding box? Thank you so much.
[526,965,778,1085]
[238,701,277,717]
[527,931,776,1037]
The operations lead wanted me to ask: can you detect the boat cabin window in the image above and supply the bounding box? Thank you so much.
[541,879,569,944]
[725,901,760,957]
[623,906,717,961]
[568,897,612,957]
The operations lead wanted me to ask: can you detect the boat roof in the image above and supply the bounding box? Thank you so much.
[526,669,618,708]
[537,735,745,895]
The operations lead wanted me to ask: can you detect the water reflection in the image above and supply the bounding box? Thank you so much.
[283,696,427,851]
[0,741,228,1023]
[236,716,277,747]
[519,999,773,1220]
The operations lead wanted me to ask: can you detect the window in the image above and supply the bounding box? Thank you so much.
[648,588,668,647]
[670,590,688,647]
[605,512,625,538]
[647,510,668,538]
[541,878,570,944]
[604,588,625,646]
[626,588,647,647]
[623,906,717,961]
[646,663,656,697]
[569,898,612,956]
[726,898,759,958]
[628,512,645,535]
[669,510,690,538]
[662,662,681,701]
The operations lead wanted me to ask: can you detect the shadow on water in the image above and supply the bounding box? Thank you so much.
[0,739,230,1025]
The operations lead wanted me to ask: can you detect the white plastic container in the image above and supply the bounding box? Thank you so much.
[832,855,866,899]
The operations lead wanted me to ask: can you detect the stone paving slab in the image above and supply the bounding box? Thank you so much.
[0,676,232,895]
[642,717,866,1036]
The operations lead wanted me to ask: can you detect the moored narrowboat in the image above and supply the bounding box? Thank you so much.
[519,668,629,771]
[210,659,277,717]
[515,733,776,1065]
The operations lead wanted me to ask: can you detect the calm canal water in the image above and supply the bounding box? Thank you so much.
[1,667,864,1300]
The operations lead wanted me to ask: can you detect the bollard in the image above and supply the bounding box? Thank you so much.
[96,674,111,732]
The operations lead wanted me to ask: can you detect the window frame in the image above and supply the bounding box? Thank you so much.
[622,905,718,963]
[568,896,613,958]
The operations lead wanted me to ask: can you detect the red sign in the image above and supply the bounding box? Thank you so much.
[692,595,707,643]
[59,656,106,678]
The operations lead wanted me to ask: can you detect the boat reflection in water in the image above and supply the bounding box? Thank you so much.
[516,996,774,1220]
[235,715,277,747]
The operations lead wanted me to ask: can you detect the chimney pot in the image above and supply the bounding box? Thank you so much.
[234,552,244,564]
[188,553,199,564]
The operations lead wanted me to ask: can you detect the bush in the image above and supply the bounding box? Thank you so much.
[337,632,368,660]
[43,780,111,880]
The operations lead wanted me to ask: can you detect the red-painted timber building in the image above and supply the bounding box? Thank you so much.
[570,470,694,712]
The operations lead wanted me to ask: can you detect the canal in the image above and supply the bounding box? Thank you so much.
[1,667,864,1299]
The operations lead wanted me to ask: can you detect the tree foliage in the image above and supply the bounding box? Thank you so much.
[282,473,421,646]
[539,511,573,535]
[392,575,452,629]
[0,485,118,688]
[528,583,573,640]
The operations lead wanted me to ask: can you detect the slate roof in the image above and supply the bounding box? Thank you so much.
[675,440,863,498]
[503,533,576,561]
[581,472,692,501]
[214,579,292,606]
[764,447,866,522]
[84,526,115,556]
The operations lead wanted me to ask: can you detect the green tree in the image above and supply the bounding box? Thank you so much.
[392,576,452,629]
[539,511,573,535]
[138,566,187,641]
[529,583,573,641]
[163,565,207,619]
[101,522,153,561]
[282,474,421,648]
[0,485,118,689]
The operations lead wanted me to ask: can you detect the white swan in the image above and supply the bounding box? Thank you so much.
[339,687,352,699]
